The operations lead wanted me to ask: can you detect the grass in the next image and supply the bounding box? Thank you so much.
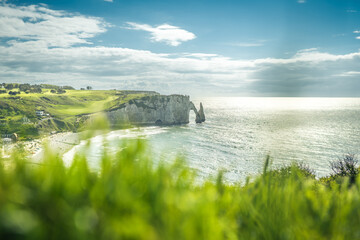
[52,95,117,116]
[0,89,150,138]
[1,139,360,239]
[0,89,147,117]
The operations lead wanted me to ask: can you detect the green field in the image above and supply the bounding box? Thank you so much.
[0,88,152,139]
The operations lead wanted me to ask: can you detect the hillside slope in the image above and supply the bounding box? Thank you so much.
[0,89,157,139]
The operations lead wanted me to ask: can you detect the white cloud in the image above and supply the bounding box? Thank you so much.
[181,53,220,59]
[126,22,196,46]
[2,39,360,96]
[0,3,107,47]
[104,0,113,2]
[1,2,360,96]
[354,30,360,39]
[298,0,306,3]
[335,71,360,77]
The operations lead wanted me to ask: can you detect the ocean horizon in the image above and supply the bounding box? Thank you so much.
[63,97,360,183]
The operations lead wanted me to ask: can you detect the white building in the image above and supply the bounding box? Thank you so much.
[36,110,45,116]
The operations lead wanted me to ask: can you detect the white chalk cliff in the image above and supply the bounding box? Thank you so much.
[106,95,205,126]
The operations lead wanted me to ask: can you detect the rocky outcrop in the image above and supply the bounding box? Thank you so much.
[106,95,205,126]
[190,102,206,123]
[197,102,206,123]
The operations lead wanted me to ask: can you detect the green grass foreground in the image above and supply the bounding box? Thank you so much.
[0,141,360,240]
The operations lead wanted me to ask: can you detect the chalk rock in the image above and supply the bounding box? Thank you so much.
[107,95,205,126]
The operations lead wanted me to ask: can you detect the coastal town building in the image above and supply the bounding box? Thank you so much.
[36,110,45,116]
[1,133,18,142]
[22,116,31,123]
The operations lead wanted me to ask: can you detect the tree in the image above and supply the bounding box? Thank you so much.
[30,87,42,93]
[40,84,59,90]
[62,86,75,90]
[5,84,14,90]
[19,84,31,92]
[57,89,66,94]
[50,89,56,93]
[86,86,93,90]
[8,91,20,96]
[330,154,359,184]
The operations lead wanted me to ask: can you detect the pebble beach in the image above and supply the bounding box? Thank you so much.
[30,132,80,161]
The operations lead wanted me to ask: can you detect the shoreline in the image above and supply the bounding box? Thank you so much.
[25,129,131,162]
[26,132,81,161]
[1,127,143,162]
[4,125,175,164]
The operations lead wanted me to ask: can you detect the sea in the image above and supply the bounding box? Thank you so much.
[63,97,360,183]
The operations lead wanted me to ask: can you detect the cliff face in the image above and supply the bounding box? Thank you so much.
[106,95,205,126]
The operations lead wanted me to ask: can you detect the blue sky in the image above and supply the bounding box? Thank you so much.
[1,0,360,96]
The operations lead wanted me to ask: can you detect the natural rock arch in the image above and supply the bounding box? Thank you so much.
[189,102,205,123]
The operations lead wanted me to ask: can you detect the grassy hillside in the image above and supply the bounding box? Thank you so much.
[0,140,360,239]
[0,87,154,139]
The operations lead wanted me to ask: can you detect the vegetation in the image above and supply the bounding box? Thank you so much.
[56,89,66,94]
[319,154,359,186]
[0,83,155,139]
[8,91,21,96]
[3,83,359,238]
[0,139,359,239]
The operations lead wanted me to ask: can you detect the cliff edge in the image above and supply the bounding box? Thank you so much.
[106,95,205,126]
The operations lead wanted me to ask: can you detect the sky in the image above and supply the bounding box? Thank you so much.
[0,0,360,97]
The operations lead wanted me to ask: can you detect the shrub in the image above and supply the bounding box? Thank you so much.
[19,83,31,92]
[18,124,39,137]
[327,154,359,184]
[30,87,42,93]
[57,89,66,94]
[331,154,358,175]
[2,142,360,239]
[4,84,14,90]
[8,91,20,96]
[266,162,316,180]
[62,86,75,90]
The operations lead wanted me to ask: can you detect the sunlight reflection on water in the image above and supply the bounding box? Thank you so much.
[64,98,360,183]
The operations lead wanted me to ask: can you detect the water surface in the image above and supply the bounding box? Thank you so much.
[64,97,360,183]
